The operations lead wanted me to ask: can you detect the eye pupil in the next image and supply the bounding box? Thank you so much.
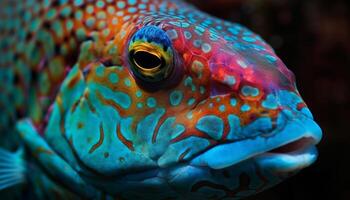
[132,50,162,69]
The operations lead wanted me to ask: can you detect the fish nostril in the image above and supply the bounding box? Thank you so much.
[210,80,233,97]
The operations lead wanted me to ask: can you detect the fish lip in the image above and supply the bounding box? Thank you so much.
[253,138,319,173]
[189,114,322,171]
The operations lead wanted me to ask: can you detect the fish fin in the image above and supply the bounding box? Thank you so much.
[0,147,25,190]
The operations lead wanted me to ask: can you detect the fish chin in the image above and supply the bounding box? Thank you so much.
[189,114,322,172]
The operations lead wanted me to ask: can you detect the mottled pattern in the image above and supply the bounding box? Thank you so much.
[0,0,322,199]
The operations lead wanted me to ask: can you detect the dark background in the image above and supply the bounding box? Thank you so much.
[189,0,350,199]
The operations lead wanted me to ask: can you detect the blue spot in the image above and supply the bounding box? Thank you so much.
[184,31,192,39]
[209,32,219,41]
[169,21,184,27]
[127,0,137,5]
[128,7,137,13]
[241,86,259,97]
[138,4,147,9]
[234,43,246,50]
[136,90,142,98]
[169,90,183,106]
[86,18,96,28]
[209,103,214,108]
[184,76,193,87]
[123,15,131,21]
[228,27,240,35]
[195,26,205,34]
[196,115,224,140]
[116,11,124,17]
[187,98,196,106]
[251,44,266,51]
[74,0,83,6]
[108,73,119,83]
[186,111,193,119]
[147,97,157,108]
[266,55,277,63]
[227,114,242,140]
[124,78,131,87]
[183,76,196,92]
[224,75,236,86]
[224,35,234,42]
[180,22,190,28]
[117,1,126,8]
[95,65,104,77]
[194,26,205,36]
[242,36,256,43]
[166,29,178,40]
[137,102,143,108]
[201,43,212,53]
[96,1,105,8]
[193,40,202,48]
[230,98,237,106]
[219,105,226,112]
[262,94,278,110]
[199,86,206,94]
[115,93,131,109]
[241,104,251,112]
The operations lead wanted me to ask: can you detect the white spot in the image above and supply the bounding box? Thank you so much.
[237,60,248,68]
[201,43,212,53]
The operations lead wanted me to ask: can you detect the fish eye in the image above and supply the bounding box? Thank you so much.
[131,50,163,70]
[128,26,174,83]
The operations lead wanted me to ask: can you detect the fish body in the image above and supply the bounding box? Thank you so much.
[0,0,322,199]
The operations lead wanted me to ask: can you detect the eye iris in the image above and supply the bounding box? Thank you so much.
[132,50,162,70]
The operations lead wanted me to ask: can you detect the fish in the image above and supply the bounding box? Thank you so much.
[0,0,322,199]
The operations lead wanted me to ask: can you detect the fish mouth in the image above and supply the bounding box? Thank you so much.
[254,136,319,173]
[190,114,322,173]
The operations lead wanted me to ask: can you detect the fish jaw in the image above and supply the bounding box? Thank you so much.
[190,109,322,172]
[90,112,321,199]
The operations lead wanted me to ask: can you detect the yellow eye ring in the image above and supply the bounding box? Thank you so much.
[131,44,163,74]
[129,42,173,82]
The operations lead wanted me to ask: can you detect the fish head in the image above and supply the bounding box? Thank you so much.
[57,7,322,198]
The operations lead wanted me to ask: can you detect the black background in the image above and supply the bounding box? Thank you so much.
[189,0,350,199]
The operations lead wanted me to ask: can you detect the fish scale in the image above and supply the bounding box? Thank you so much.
[0,0,322,199]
